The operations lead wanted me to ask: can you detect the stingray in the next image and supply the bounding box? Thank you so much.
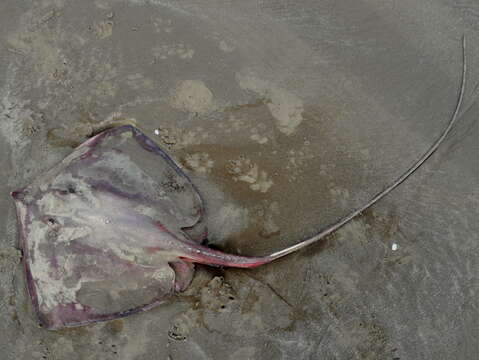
[11,39,467,330]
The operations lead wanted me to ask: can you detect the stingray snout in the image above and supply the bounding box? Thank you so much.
[11,189,24,200]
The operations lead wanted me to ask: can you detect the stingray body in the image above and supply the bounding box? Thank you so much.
[11,39,466,330]
[12,125,270,329]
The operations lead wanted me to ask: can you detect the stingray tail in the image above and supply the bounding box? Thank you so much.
[265,35,468,263]
[184,37,467,268]
[179,243,272,268]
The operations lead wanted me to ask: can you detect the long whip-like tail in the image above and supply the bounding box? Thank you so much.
[183,37,467,269]
[266,36,467,262]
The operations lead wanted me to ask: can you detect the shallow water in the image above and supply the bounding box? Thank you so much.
[1,0,479,359]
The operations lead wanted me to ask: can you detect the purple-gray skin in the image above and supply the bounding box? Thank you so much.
[11,39,466,330]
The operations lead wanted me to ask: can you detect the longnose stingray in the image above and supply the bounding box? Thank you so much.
[11,39,467,330]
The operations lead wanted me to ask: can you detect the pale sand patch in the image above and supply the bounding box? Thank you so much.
[237,73,304,135]
[170,80,214,114]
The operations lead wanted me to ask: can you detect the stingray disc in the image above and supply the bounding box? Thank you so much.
[11,125,206,329]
